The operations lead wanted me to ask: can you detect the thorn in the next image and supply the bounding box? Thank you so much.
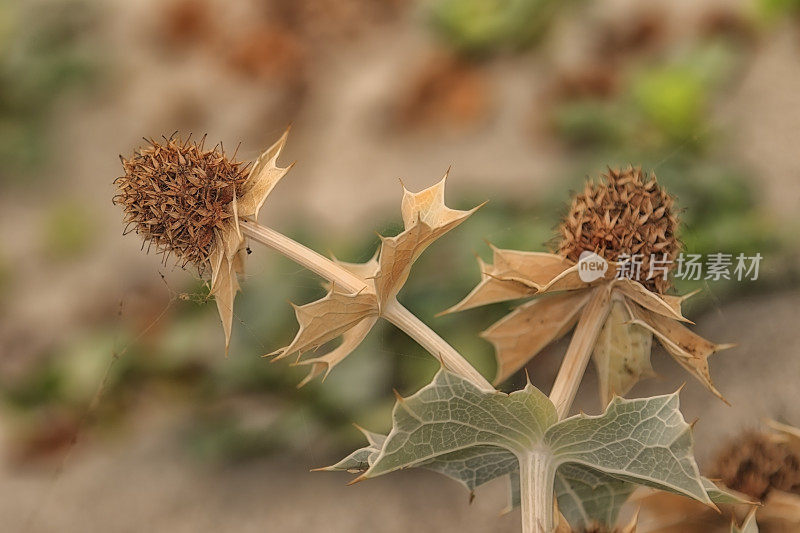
[392,389,405,402]
[689,417,699,429]
[681,288,702,301]
[523,368,532,386]
[264,347,286,359]
[472,200,489,212]
[347,475,367,486]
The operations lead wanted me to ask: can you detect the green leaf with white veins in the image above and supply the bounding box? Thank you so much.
[324,369,714,527]
[544,392,712,505]
[554,464,635,530]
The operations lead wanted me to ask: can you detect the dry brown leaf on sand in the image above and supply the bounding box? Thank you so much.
[270,173,483,385]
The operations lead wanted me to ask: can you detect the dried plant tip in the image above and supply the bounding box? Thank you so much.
[711,430,800,500]
[114,135,250,272]
[557,166,680,293]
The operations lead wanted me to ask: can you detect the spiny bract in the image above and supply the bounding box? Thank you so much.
[114,135,250,271]
[557,166,679,293]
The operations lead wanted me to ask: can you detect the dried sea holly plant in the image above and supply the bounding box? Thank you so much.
[116,133,755,533]
[443,167,734,414]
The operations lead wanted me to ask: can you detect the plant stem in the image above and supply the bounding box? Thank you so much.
[519,453,555,533]
[239,219,493,391]
[548,285,612,419]
[381,299,490,388]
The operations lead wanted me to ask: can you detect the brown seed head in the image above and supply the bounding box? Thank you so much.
[114,135,250,271]
[710,431,800,500]
[557,166,680,293]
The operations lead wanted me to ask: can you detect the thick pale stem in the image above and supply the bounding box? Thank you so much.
[519,453,555,533]
[548,285,612,419]
[240,220,364,292]
[239,219,493,391]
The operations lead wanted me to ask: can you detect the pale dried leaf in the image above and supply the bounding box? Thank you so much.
[272,289,379,361]
[374,174,480,305]
[482,291,591,384]
[764,419,800,454]
[614,279,693,323]
[442,247,606,315]
[209,222,247,356]
[296,316,378,387]
[592,299,655,407]
[238,127,293,219]
[731,507,759,533]
[629,305,732,403]
[205,131,292,356]
[323,252,380,292]
[621,508,640,533]
[554,510,572,533]
[440,255,537,314]
[635,491,719,533]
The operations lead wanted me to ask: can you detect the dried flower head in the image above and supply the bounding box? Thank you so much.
[711,430,800,500]
[114,130,292,354]
[557,166,680,293]
[114,135,250,272]
[445,165,731,406]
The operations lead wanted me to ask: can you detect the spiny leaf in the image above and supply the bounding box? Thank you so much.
[442,248,601,314]
[703,478,758,506]
[554,463,635,531]
[324,370,714,524]
[374,174,481,305]
[295,316,378,387]
[545,393,712,506]
[271,289,379,362]
[592,299,655,407]
[207,129,292,355]
[482,291,591,385]
[272,174,481,385]
[629,305,732,403]
[237,128,292,220]
[316,426,386,474]
[361,370,556,479]
[731,508,759,533]
[614,279,693,324]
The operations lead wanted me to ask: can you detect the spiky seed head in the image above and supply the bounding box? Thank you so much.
[711,431,800,500]
[557,166,680,293]
[114,136,250,272]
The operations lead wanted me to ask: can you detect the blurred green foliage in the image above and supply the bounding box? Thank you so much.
[756,0,800,22]
[428,0,563,54]
[42,200,96,259]
[554,41,740,152]
[0,0,98,183]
